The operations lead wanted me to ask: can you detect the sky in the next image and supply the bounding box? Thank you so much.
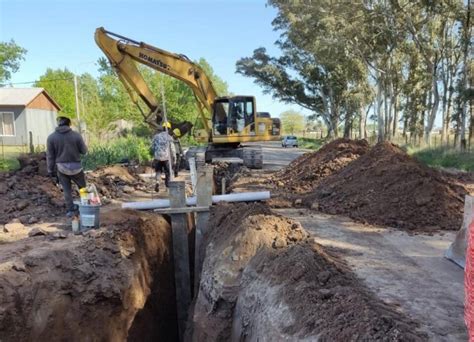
[0,0,309,119]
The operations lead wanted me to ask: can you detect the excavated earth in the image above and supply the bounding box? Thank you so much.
[0,209,177,341]
[271,138,370,193]
[88,164,154,201]
[0,153,151,225]
[0,161,64,225]
[213,162,250,194]
[304,142,468,231]
[189,202,427,341]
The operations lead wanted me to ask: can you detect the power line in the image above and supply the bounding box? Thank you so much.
[0,77,75,87]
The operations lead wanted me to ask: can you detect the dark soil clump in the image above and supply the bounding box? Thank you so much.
[213,162,249,194]
[0,153,64,224]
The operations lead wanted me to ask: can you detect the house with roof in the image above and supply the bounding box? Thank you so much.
[0,87,61,147]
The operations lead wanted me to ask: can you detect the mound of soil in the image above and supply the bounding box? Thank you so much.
[87,165,149,200]
[234,241,427,341]
[191,202,309,341]
[191,202,426,340]
[0,151,150,224]
[17,152,49,176]
[0,209,177,341]
[305,142,467,231]
[0,162,64,225]
[272,139,369,193]
[213,162,249,194]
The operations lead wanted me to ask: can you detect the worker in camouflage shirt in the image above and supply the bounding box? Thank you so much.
[151,121,175,191]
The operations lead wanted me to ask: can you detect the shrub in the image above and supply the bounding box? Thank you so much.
[0,158,20,172]
[82,135,152,170]
[411,146,474,172]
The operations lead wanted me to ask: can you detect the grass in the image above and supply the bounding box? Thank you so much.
[409,146,474,172]
[82,135,152,170]
[297,137,326,150]
[0,158,20,172]
[0,145,24,172]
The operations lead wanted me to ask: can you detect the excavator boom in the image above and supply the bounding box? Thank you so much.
[95,27,215,133]
[94,27,281,168]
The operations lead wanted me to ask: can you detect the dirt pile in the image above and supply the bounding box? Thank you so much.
[0,158,64,225]
[305,141,468,231]
[213,162,249,194]
[234,241,427,341]
[190,202,426,340]
[0,209,177,341]
[87,165,149,200]
[17,152,49,176]
[191,202,309,341]
[272,139,369,193]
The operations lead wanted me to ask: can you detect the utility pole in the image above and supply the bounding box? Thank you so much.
[73,74,82,134]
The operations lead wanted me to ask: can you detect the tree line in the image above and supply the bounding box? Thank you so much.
[236,0,473,149]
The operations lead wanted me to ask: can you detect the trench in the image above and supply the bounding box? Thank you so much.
[124,163,428,341]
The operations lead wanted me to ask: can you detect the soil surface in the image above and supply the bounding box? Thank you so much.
[0,153,152,225]
[278,208,467,341]
[0,209,177,341]
[212,162,248,194]
[0,156,64,225]
[271,138,369,193]
[191,202,427,341]
[87,165,153,202]
[302,142,468,231]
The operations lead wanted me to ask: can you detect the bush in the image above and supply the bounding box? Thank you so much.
[0,158,20,172]
[411,146,474,172]
[82,135,152,170]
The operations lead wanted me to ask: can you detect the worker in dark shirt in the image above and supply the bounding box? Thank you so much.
[46,116,88,217]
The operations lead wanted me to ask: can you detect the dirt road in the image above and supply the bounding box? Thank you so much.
[254,141,311,170]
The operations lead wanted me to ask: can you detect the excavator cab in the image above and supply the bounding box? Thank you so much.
[212,96,255,137]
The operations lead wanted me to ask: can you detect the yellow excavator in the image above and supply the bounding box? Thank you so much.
[94,27,281,168]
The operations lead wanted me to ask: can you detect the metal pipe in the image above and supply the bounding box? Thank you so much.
[121,191,270,210]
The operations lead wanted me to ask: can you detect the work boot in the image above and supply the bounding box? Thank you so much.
[66,204,79,218]
[155,183,160,192]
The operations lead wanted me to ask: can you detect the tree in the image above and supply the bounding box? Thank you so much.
[236,1,373,139]
[35,68,76,118]
[236,0,468,145]
[280,110,304,135]
[0,40,27,84]
[93,58,228,136]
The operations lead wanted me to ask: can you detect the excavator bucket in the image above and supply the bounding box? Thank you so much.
[445,195,474,268]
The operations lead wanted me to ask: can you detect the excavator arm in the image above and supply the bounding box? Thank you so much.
[95,27,218,135]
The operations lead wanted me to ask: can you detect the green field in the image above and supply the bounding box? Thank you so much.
[410,146,474,172]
